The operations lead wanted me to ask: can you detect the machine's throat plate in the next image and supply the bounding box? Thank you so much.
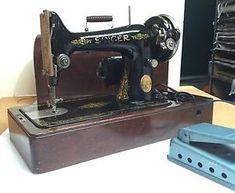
[20,96,171,129]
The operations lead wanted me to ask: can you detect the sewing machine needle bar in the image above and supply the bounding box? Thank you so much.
[49,86,57,112]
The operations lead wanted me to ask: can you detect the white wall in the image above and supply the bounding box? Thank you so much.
[0,0,185,98]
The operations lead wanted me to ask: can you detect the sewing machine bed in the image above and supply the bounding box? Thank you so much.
[20,96,171,128]
[8,95,213,173]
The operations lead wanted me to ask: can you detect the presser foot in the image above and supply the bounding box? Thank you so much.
[47,97,64,114]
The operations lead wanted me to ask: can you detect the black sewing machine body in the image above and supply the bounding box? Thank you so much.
[8,10,213,173]
[42,10,180,109]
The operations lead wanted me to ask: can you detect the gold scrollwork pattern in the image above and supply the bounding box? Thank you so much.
[79,102,109,109]
[116,67,129,101]
[71,38,92,45]
[131,33,150,40]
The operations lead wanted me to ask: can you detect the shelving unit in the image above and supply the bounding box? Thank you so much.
[210,0,235,101]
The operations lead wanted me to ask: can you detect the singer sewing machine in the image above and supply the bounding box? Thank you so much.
[8,10,213,173]
[40,10,181,113]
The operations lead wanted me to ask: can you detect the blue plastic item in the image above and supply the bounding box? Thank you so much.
[168,123,235,190]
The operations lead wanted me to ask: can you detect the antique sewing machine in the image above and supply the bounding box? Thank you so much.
[8,10,213,173]
[40,10,181,114]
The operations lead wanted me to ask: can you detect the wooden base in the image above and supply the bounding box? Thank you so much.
[0,96,36,134]
[8,96,213,173]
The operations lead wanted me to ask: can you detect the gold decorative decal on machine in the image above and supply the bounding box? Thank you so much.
[116,67,129,101]
[79,102,109,109]
[140,75,152,93]
[71,38,92,45]
[131,33,150,40]
[71,33,150,45]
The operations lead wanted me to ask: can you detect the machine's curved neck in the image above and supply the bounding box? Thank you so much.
[50,13,152,58]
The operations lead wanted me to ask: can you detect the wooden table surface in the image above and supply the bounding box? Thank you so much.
[178,86,235,128]
[0,96,36,134]
[0,86,234,134]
